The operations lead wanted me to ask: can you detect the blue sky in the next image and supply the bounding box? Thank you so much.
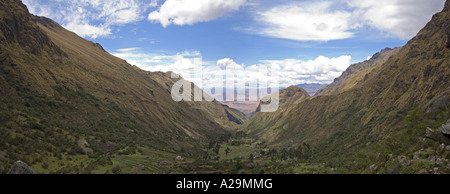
[23,0,446,87]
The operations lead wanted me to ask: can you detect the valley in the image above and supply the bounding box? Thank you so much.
[0,0,449,174]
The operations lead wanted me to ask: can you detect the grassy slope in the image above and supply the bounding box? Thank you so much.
[242,86,311,142]
[240,2,450,173]
[315,47,401,96]
[0,0,242,173]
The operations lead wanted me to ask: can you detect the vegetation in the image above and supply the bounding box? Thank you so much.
[0,0,237,173]
[0,0,449,174]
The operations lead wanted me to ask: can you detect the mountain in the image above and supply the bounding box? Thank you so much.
[222,84,325,118]
[315,47,401,96]
[221,101,260,118]
[0,0,243,173]
[296,83,327,96]
[241,1,450,173]
[1,0,449,174]
[242,86,311,141]
[177,79,248,127]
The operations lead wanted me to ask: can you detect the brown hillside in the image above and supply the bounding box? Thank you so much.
[242,0,450,167]
[242,86,311,141]
[0,0,242,172]
[315,47,401,96]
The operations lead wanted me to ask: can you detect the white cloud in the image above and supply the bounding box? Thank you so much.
[113,47,352,90]
[23,0,53,17]
[23,0,152,39]
[260,55,352,86]
[148,0,247,27]
[251,1,354,41]
[346,0,446,39]
[217,58,244,70]
[24,0,445,40]
[116,47,141,52]
[149,0,159,7]
[98,0,146,25]
[111,49,204,75]
[64,22,112,39]
[244,0,445,41]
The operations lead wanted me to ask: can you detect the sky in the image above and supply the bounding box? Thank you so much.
[23,0,446,91]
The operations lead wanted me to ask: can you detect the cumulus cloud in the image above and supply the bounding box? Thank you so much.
[245,0,445,41]
[113,47,352,91]
[346,0,446,39]
[254,1,354,41]
[111,49,203,75]
[148,0,247,27]
[260,55,352,86]
[217,58,244,70]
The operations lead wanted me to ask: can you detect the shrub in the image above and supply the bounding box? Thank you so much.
[42,162,49,169]
[112,165,121,174]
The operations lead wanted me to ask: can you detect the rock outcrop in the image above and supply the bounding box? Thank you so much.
[438,119,450,135]
[7,161,36,174]
[0,0,64,56]
[426,127,450,145]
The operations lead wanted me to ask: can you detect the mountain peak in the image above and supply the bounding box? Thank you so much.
[314,47,401,96]
[0,0,64,56]
[280,86,309,98]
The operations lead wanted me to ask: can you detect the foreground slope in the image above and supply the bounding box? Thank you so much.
[0,0,240,173]
[242,1,450,173]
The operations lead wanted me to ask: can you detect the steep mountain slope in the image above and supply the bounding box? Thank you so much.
[242,86,311,141]
[315,47,401,96]
[0,0,239,173]
[242,1,450,172]
[165,78,248,127]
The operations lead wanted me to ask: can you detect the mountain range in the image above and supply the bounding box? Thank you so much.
[0,0,449,174]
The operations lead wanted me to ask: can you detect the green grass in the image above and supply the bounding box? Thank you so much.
[30,154,91,174]
[291,163,327,174]
[220,143,255,161]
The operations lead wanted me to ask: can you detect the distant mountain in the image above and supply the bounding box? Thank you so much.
[0,0,243,173]
[241,0,450,173]
[296,83,327,96]
[315,47,401,96]
[221,84,324,118]
[221,101,260,118]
